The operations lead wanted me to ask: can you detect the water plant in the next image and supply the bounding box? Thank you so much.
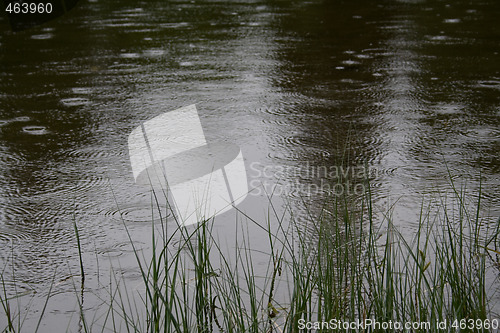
[1,176,499,332]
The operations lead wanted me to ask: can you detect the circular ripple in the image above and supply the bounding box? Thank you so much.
[0,227,34,243]
[143,49,167,57]
[60,97,91,107]
[256,105,293,117]
[478,80,500,89]
[0,203,32,220]
[279,134,312,148]
[355,54,373,59]
[31,33,54,40]
[0,117,32,127]
[0,204,36,243]
[12,116,31,122]
[71,87,93,95]
[260,117,292,126]
[0,148,25,165]
[460,127,500,142]
[97,241,142,257]
[179,61,194,67]
[120,53,141,59]
[60,146,126,160]
[102,204,172,223]
[22,126,48,135]
[0,279,35,296]
[46,174,109,198]
[433,103,462,115]
[361,48,394,57]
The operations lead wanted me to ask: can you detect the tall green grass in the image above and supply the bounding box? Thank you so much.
[97,177,500,332]
[1,177,499,332]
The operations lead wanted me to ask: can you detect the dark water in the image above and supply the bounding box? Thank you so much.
[0,0,499,330]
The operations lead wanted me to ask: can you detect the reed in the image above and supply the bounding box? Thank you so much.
[1,177,499,332]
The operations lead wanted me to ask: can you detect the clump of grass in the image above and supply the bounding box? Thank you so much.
[1,176,499,332]
[301,183,497,332]
[0,267,55,333]
[96,176,499,333]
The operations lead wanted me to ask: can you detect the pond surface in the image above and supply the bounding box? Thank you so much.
[0,0,499,331]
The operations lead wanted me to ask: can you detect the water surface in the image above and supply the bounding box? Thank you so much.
[0,0,499,330]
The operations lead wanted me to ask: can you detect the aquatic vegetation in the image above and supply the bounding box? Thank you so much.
[1,178,499,332]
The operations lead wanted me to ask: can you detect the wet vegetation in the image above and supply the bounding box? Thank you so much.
[2,177,499,332]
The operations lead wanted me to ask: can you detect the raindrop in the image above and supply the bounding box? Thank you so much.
[22,126,48,135]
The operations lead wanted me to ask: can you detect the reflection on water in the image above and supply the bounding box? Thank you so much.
[0,0,499,330]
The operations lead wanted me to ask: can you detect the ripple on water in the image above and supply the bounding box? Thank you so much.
[266,146,332,163]
[258,93,340,118]
[477,79,500,89]
[31,33,54,40]
[341,60,362,66]
[0,205,35,243]
[0,117,31,127]
[179,61,195,67]
[143,49,167,58]
[279,134,315,148]
[424,35,461,44]
[0,149,25,165]
[102,204,172,223]
[13,116,31,122]
[257,104,298,117]
[22,126,49,135]
[260,116,291,126]
[71,87,93,95]
[0,279,35,297]
[355,54,373,59]
[97,241,143,257]
[0,227,34,243]
[361,48,394,58]
[159,22,191,29]
[120,53,141,59]
[460,127,500,143]
[60,97,92,107]
[106,63,141,73]
[0,118,48,139]
[60,145,126,160]
[42,175,109,198]
[433,103,463,115]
